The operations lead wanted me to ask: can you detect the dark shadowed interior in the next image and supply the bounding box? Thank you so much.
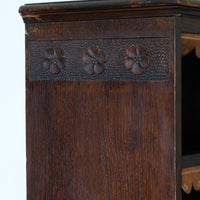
[182,49,200,199]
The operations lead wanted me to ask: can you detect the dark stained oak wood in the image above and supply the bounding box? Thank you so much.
[175,16,182,200]
[20,0,200,199]
[19,0,200,14]
[25,17,174,40]
[19,0,200,23]
[26,80,175,199]
[28,38,170,80]
[19,5,200,23]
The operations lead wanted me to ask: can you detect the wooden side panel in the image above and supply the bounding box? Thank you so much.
[26,81,175,200]
[26,17,176,200]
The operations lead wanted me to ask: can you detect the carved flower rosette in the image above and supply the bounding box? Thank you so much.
[83,45,106,75]
[124,44,150,75]
[43,46,65,75]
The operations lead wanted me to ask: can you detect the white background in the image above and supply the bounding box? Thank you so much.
[0,0,68,199]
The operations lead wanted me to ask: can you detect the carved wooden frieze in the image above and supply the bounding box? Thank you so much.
[182,33,200,59]
[29,38,169,80]
[83,45,106,75]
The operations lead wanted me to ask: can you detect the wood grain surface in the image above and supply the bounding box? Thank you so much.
[19,0,200,15]
[24,10,179,199]
[26,80,175,199]
[18,0,200,198]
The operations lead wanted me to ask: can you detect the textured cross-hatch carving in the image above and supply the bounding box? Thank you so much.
[124,44,150,75]
[29,38,169,81]
[82,45,106,75]
[43,46,65,75]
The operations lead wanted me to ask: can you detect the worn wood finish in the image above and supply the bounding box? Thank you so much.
[25,17,173,41]
[19,0,200,199]
[19,5,200,23]
[25,16,176,200]
[19,0,200,14]
[19,0,200,24]
[26,80,175,199]
[25,14,176,198]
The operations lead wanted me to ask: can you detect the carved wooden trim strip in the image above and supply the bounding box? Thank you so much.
[182,33,200,58]
[29,38,170,81]
[182,166,200,194]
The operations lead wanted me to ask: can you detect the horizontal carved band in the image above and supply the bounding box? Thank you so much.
[29,38,169,81]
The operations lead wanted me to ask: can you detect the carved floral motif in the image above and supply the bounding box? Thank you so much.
[43,46,65,74]
[124,44,150,75]
[83,45,106,75]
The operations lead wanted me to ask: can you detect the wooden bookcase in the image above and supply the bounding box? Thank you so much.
[19,1,200,199]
